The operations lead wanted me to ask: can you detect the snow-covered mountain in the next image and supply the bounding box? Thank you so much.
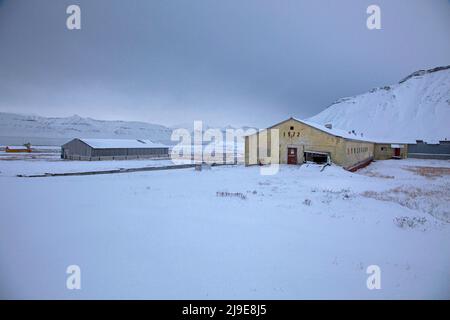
[0,113,174,145]
[308,66,450,143]
[0,112,255,146]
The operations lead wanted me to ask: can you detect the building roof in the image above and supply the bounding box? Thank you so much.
[296,118,373,143]
[259,117,412,144]
[76,138,168,149]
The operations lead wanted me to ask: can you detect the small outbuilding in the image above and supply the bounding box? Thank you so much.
[373,143,408,160]
[61,138,169,160]
[5,145,32,153]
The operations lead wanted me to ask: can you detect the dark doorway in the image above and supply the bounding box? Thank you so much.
[393,148,401,158]
[304,152,329,164]
[287,148,297,164]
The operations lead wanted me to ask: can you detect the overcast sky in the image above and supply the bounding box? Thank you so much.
[0,0,449,127]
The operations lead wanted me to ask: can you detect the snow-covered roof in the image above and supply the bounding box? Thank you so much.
[262,117,375,142]
[78,138,168,149]
[262,118,410,144]
[296,118,374,143]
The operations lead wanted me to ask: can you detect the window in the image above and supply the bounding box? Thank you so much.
[290,126,294,130]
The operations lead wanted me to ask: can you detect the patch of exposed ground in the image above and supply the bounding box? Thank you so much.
[362,184,450,223]
[360,170,395,179]
[403,166,450,179]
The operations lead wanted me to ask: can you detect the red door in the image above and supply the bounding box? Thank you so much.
[394,148,400,157]
[287,148,297,164]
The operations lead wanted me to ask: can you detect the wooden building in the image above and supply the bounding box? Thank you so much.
[5,145,32,153]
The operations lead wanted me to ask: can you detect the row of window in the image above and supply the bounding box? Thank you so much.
[347,146,368,155]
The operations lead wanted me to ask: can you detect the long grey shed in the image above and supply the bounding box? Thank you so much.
[61,138,169,160]
[408,140,450,160]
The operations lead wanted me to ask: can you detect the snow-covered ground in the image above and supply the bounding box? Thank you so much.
[0,154,184,177]
[0,159,449,299]
[0,145,244,177]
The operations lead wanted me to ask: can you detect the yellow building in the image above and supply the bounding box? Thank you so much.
[245,118,407,171]
[373,143,408,160]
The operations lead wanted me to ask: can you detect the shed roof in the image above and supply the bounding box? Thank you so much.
[77,138,167,149]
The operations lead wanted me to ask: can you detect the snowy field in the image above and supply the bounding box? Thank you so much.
[0,158,449,299]
[0,146,180,177]
[0,145,243,177]
[0,153,184,177]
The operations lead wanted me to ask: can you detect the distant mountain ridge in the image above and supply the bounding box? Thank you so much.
[0,112,255,146]
[0,112,174,145]
[308,66,450,143]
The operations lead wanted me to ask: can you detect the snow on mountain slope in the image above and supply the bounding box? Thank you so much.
[0,112,174,145]
[308,66,450,143]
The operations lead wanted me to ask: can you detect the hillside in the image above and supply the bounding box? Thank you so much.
[308,66,450,143]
